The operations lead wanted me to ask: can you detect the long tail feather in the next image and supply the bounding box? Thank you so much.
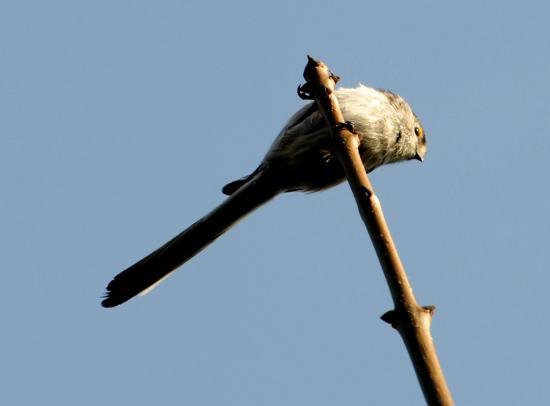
[101,173,279,307]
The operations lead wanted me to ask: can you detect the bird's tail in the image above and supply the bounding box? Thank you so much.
[101,172,280,308]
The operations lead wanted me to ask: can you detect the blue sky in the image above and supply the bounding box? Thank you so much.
[1,1,549,404]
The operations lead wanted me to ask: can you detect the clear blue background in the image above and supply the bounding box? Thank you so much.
[1,1,548,404]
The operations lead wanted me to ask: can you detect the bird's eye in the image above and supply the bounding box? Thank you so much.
[414,127,423,137]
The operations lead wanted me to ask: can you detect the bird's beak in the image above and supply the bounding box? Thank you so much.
[414,152,424,162]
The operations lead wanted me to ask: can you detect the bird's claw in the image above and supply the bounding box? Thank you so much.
[297,83,314,100]
[333,121,355,133]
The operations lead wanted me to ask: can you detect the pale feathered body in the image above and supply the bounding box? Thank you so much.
[102,85,426,307]
[259,85,426,192]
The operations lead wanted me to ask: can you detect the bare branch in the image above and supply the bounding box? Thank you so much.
[300,56,454,406]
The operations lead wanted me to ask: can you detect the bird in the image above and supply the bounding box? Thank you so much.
[101,84,426,308]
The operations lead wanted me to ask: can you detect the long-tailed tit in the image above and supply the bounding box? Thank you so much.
[102,84,426,307]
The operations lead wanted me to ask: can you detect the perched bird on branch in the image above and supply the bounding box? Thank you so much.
[101,85,426,308]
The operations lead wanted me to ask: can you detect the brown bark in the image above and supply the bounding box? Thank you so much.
[299,56,454,406]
